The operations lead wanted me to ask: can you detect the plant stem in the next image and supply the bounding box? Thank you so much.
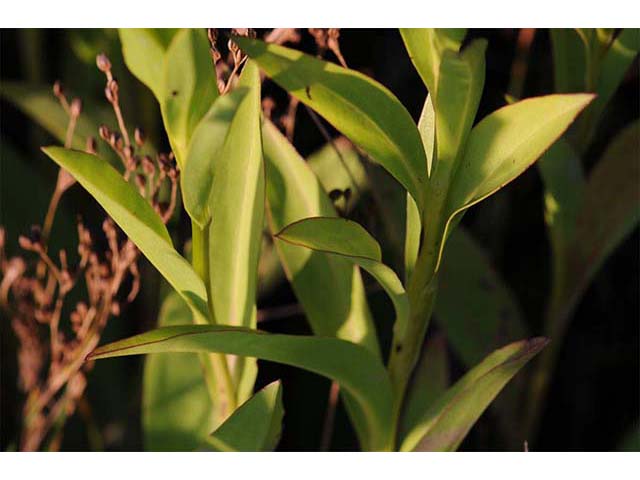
[191,222,238,425]
[387,226,440,445]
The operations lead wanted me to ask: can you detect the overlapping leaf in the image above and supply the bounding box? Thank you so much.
[276,217,409,343]
[41,147,208,320]
[235,36,428,213]
[400,338,548,451]
[199,381,284,452]
[88,325,394,451]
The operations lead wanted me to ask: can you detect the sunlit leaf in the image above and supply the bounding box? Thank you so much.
[181,88,248,228]
[88,325,394,451]
[276,217,409,346]
[162,28,219,164]
[399,28,467,95]
[401,337,548,451]
[262,119,379,356]
[41,147,208,320]
[119,28,176,99]
[143,291,213,451]
[200,381,284,452]
[436,94,594,270]
[235,36,428,212]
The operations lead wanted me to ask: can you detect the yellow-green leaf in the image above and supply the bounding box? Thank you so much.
[200,381,284,452]
[235,36,428,213]
[88,325,394,451]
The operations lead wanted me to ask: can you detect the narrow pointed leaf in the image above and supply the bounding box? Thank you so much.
[119,29,176,99]
[276,217,409,342]
[181,88,249,228]
[401,337,548,452]
[435,94,594,270]
[235,36,428,212]
[568,120,640,294]
[399,28,467,95]
[143,291,213,451]
[436,228,527,366]
[41,147,208,320]
[88,325,394,451]
[550,29,588,93]
[162,28,219,164]
[206,61,264,399]
[200,381,284,452]
[262,119,379,356]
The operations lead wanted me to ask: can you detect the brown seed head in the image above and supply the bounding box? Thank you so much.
[70,98,83,117]
[134,127,145,147]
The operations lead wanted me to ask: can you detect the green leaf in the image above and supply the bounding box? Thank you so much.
[436,94,594,270]
[235,36,428,213]
[587,28,639,139]
[143,291,213,451]
[181,88,249,228]
[276,217,409,344]
[435,228,527,367]
[550,29,588,93]
[162,28,219,164]
[307,137,368,214]
[400,337,548,452]
[119,29,176,99]
[200,381,284,452]
[88,325,394,451]
[538,138,585,251]
[399,28,467,95]
[405,94,434,282]
[568,120,640,296]
[262,119,379,356]
[399,333,449,443]
[41,147,208,320]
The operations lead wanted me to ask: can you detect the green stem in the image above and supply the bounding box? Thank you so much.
[191,221,238,425]
[387,226,440,446]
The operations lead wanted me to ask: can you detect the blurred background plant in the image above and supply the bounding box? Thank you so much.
[1,28,638,451]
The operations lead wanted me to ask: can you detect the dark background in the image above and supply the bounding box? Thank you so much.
[1,28,638,451]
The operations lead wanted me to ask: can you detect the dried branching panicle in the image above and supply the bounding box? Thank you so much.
[309,28,347,68]
[0,52,179,452]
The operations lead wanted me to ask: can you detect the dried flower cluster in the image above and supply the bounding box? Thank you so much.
[0,53,178,451]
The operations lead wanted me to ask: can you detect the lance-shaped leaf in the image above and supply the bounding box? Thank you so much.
[181,88,249,228]
[434,94,594,271]
[143,291,213,451]
[276,217,410,342]
[199,381,284,452]
[119,29,176,99]
[88,325,394,451]
[586,28,639,140]
[550,29,588,93]
[405,94,435,282]
[205,61,264,400]
[400,337,548,452]
[41,147,208,320]
[234,36,428,213]
[162,28,219,164]
[399,28,467,95]
[262,120,379,356]
[436,228,528,367]
[399,332,449,443]
[567,120,640,298]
